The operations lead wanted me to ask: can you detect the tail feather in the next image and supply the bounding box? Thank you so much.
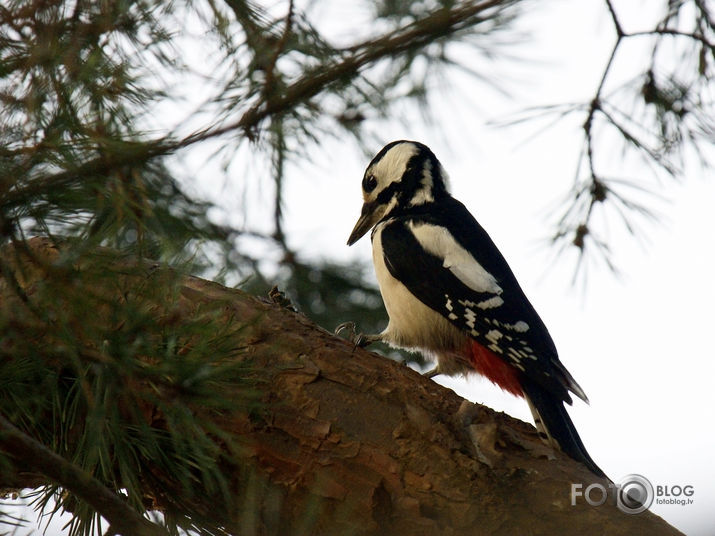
[522,379,605,478]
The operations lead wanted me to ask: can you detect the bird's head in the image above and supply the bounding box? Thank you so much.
[347,140,450,245]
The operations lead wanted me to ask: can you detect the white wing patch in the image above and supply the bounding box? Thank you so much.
[512,320,529,332]
[409,222,503,295]
[477,296,504,309]
[489,318,530,333]
[445,295,458,320]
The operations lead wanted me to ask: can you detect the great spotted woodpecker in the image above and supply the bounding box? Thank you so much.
[340,140,604,477]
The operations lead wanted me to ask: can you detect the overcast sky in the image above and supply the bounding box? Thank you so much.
[5,1,714,534]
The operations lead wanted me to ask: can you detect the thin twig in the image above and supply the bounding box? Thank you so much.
[604,0,624,38]
[627,28,714,47]
[262,0,294,99]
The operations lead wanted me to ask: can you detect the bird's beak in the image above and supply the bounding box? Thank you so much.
[347,200,386,246]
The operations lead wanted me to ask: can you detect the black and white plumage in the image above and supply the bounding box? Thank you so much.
[345,140,604,477]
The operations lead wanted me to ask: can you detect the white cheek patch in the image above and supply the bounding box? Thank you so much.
[409,222,503,295]
[368,143,419,199]
[438,163,450,192]
[408,159,434,206]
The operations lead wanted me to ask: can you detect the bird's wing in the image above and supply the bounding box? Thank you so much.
[379,210,586,404]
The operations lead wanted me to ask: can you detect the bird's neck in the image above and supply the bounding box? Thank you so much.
[387,193,455,221]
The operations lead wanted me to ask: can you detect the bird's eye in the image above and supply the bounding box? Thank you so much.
[363,174,378,193]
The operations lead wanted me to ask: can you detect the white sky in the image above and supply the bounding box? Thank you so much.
[4,0,714,534]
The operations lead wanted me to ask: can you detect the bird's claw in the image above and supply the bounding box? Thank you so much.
[334,321,372,348]
[334,321,356,337]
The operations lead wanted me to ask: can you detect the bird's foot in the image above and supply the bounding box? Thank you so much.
[334,321,379,348]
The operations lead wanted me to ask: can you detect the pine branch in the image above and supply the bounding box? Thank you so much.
[221,0,514,139]
[546,0,714,279]
[6,0,516,198]
[0,414,167,536]
[0,238,685,535]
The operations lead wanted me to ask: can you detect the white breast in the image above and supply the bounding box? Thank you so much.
[371,222,467,358]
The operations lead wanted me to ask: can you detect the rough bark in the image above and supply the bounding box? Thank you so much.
[0,238,682,535]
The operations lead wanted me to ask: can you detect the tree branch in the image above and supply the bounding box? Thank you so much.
[0,237,685,535]
[0,414,167,536]
[549,0,713,277]
[2,0,515,205]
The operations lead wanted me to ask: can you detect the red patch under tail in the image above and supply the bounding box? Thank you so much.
[466,341,523,397]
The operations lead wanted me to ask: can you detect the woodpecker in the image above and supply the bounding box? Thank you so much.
[340,140,604,477]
